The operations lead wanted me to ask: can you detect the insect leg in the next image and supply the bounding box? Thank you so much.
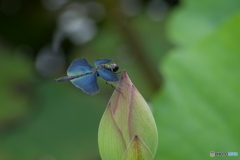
[106,81,124,97]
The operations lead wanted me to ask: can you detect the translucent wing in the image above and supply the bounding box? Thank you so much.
[67,58,94,76]
[97,68,119,82]
[70,73,99,95]
[94,57,118,66]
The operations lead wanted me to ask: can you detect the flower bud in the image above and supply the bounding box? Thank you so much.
[98,71,158,160]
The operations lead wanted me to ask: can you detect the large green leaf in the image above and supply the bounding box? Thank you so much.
[153,10,240,160]
[167,0,240,46]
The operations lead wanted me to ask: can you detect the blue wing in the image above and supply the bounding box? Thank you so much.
[67,58,94,76]
[97,68,119,82]
[94,57,117,66]
[70,73,99,95]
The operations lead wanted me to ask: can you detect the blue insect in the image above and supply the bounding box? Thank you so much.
[55,58,120,95]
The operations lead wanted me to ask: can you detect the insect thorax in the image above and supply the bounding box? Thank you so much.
[102,63,119,72]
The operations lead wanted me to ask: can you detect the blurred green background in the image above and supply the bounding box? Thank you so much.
[0,0,239,160]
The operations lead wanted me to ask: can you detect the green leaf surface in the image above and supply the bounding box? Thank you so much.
[153,11,240,160]
[167,0,240,46]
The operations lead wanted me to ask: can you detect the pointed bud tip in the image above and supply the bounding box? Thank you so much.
[119,70,133,87]
[120,70,128,81]
[133,135,140,142]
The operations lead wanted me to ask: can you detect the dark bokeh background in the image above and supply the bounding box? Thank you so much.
[1,0,240,160]
[0,0,174,159]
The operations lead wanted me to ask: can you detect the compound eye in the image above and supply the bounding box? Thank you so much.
[112,64,119,72]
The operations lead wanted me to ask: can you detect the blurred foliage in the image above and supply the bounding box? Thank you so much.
[167,0,240,46]
[0,0,170,160]
[153,0,240,159]
[1,77,105,160]
[0,52,33,128]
